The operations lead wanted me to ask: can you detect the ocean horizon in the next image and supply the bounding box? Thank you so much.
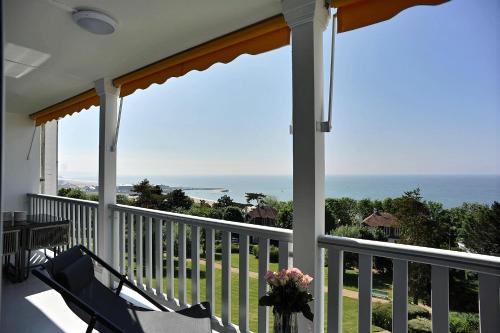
[59,174,499,208]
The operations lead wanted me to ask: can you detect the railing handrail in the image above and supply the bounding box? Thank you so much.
[110,203,293,242]
[28,193,99,207]
[318,235,500,276]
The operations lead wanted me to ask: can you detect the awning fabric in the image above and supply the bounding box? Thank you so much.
[332,0,449,33]
[114,15,290,98]
[30,89,99,126]
[30,15,290,126]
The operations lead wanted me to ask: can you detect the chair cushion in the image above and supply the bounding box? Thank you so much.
[55,255,94,292]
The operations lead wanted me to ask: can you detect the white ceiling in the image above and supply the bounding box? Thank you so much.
[5,0,282,115]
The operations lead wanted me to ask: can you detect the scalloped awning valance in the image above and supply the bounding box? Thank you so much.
[30,15,290,126]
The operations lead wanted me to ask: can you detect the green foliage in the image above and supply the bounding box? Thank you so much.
[116,194,131,205]
[222,206,244,222]
[252,245,280,263]
[459,202,500,255]
[372,301,430,331]
[325,197,358,232]
[449,312,479,333]
[245,192,266,205]
[215,242,240,254]
[408,317,432,333]
[276,201,293,229]
[357,198,375,220]
[58,187,88,199]
[185,203,222,219]
[449,270,478,312]
[132,179,165,209]
[164,189,193,211]
[213,195,235,209]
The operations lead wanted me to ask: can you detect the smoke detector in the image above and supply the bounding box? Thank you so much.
[72,10,117,35]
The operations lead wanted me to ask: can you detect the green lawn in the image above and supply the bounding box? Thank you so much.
[146,258,383,332]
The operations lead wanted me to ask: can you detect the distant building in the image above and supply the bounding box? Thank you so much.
[245,204,278,227]
[362,209,401,241]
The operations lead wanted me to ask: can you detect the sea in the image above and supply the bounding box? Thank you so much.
[94,174,500,208]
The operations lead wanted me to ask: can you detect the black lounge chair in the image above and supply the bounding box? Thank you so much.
[32,245,212,333]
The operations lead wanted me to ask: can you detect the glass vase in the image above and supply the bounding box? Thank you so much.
[273,311,298,333]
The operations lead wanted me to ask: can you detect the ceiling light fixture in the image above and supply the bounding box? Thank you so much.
[72,10,117,35]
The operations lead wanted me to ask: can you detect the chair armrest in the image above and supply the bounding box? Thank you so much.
[32,267,124,333]
[77,245,168,312]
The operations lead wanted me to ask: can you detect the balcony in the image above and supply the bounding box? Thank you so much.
[2,194,498,333]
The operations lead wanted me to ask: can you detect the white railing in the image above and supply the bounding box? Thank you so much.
[27,194,99,252]
[109,203,293,333]
[318,235,500,333]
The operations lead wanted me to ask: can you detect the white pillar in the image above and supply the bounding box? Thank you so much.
[40,121,58,195]
[282,1,329,332]
[95,78,119,285]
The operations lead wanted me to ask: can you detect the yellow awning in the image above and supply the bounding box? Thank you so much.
[30,89,99,126]
[30,15,290,126]
[332,0,449,33]
[114,15,290,97]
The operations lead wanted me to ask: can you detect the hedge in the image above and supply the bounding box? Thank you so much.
[252,245,280,263]
[372,303,430,331]
[450,312,479,333]
[408,317,432,333]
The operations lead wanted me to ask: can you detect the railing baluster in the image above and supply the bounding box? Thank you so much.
[127,213,134,281]
[206,227,215,313]
[279,240,292,270]
[359,254,373,333]
[145,217,153,292]
[136,215,144,288]
[221,230,232,326]
[191,225,200,305]
[112,209,119,271]
[239,233,250,332]
[258,237,270,333]
[431,265,449,333]
[87,206,92,249]
[392,259,408,333]
[93,207,98,252]
[328,248,343,333]
[155,219,163,297]
[76,205,81,245]
[178,222,187,305]
[479,273,500,333]
[70,203,75,246]
[166,220,174,300]
[119,212,126,274]
[81,205,87,246]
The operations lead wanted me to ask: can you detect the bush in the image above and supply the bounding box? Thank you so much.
[408,317,431,333]
[222,206,244,222]
[252,245,279,263]
[450,312,479,333]
[372,303,430,331]
[215,242,239,254]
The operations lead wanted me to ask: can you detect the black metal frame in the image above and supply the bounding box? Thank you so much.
[32,245,168,333]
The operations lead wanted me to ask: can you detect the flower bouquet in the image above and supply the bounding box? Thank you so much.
[258,268,314,333]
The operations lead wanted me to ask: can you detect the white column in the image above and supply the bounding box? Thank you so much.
[95,78,119,285]
[40,121,58,195]
[282,1,329,332]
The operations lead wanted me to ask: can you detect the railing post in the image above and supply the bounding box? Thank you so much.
[392,259,408,333]
[328,248,343,333]
[282,0,329,331]
[479,273,500,333]
[95,78,119,286]
[431,265,449,333]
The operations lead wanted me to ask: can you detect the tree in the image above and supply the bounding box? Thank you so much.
[132,179,165,209]
[163,189,193,211]
[213,195,235,209]
[357,198,375,220]
[325,197,358,233]
[222,206,244,222]
[245,192,266,205]
[460,202,500,255]
[276,201,293,229]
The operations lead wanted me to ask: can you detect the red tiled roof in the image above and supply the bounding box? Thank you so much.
[362,211,398,228]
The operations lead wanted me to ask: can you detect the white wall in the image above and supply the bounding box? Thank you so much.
[2,112,40,212]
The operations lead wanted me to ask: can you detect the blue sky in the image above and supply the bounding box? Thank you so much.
[58,0,499,179]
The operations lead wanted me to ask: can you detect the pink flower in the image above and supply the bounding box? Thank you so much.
[277,269,289,285]
[302,274,313,284]
[287,267,303,282]
[297,274,313,290]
